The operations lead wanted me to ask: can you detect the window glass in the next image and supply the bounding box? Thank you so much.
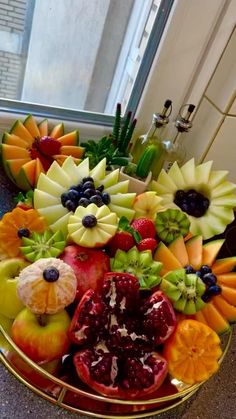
[0,0,173,119]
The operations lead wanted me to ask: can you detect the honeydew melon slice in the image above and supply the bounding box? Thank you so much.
[90,158,106,181]
[212,295,236,322]
[154,241,182,275]
[168,236,189,267]
[216,273,236,287]
[10,120,34,143]
[108,203,135,221]
[60,145,84,158]
[105,181,129,194]
[209,205,234,225]
[53,154,81,166]
[202,239,225,266]
[150,180,170,195]
[38,119,48,136]
[200,212,230,237]
[46,161,71,188]
[101,169,119,188]
[50,212,71,236]
[167,162,186,189]
[1,144,30,160]
[110,193,136,207]
[194,160,213,186]
[211,257,236,274]
[57,130,79,146]
[156,169,177,192]
[201,302,230,334]
[189,216,213,238]
[208,170,229,189]
[34,189,60,208]
[185,235,202,270]
[50,123,64,139]
[211,194,236,207]
[61,156,80,184]
[221,286,236,306]
[180,158,196,186]
[75,158,90,180]
[17,159,36,188]
[2,133,29,148]
[210,181,236,199]
[38,205,68,224]
[37,173,66,196]
[24,114,40,138]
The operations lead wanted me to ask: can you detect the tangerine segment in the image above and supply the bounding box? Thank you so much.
[163,319,222,385]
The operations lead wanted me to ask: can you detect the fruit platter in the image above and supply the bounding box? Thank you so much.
[0,113,236,418]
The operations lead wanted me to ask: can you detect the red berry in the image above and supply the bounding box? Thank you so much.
[137,238,158,253]
[131,218,156,239]
[38,136,62,156]
[107,231,135,256]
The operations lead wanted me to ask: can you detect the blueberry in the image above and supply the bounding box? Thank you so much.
[82,215,97,228]
[83,181,95,190]
[195,270,202,277]
[61,192,69,206]
[207,284,222,296]
[78,197,90,207]
[175,190,186,200]
[187,190,198,200]
[82,176,94,183]
[185,265,195,274]
[200,265,212,276]
[97,185,104,192]
[65,200,77,212]
[202,198,210,210]
[17,228,30,238]
[202,273,217,286]
[68,189,80,201]
[90,195,104,207]
[102,192,111,205]
[201,292,211,302]
[83,188,95,199]
[192,208,205,218]
[43,267,60,282]
[181,203,189,213]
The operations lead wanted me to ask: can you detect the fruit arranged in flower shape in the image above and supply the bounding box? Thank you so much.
[1,114,84,190]
[20,229,66,262]
[34,156,136,236]
[0,258,29,319]
[68,203,118,248]
[0,207,47,258]
[69,273,175,399]
[111,247,162,289]
[154,234,236,334]
[155,208,190,244]
[132,191,163,220]
[17,258,77,314]
[151,159,236,239]
[163,319,222,385]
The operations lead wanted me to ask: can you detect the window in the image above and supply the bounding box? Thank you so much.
[0,0,173,124]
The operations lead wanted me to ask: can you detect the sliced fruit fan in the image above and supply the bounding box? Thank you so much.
[0,113,235,418]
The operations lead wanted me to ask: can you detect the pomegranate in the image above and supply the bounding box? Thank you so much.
[141,291,176,345]
[69,272,175,399]
[60,245,110,300]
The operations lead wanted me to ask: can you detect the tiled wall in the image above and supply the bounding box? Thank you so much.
[183,27,236,182]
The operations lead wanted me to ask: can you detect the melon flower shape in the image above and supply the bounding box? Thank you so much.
[151,159,236,240]
[1,114,84,190]
[34,156,136,237]
[0,207,47,258]
[154,234,236,335]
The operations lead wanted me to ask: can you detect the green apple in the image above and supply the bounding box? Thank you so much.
[11,308,71,363]
[0,258,29,319]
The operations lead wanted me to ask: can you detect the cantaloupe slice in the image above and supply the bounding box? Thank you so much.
[201,302,230,334]
[57,130,79,146]
[221,285,236,306]
[193,310,208,325]
[53,154,81,166]
[35,158,45,183]
[154,241,182,275]
[50,123,64,139]
[38,118,48,136]
[185,235,203,269]
[212,295,236,322]
[168,236,189,267]
[5,158,31,178]
[24,114,40,138]
[212,257,236,274]
[202,239,225,266]
[10,120,34,143]
[216,273,236,288]
[2,133,29,148]
[17,159,36,188]
[1,144,30,160]
[60,145,84,158]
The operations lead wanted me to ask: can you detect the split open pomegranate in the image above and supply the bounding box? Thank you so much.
[69,272,176,399]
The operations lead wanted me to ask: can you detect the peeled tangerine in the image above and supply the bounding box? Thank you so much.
[163,319,222,385]
[17,258,77,314]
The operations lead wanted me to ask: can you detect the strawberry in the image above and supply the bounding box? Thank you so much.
[106,231,135,256]
[38,136,62,156]
[131,218,156,239]
[137,238,158,253]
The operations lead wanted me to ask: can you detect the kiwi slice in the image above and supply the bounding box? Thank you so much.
[20,230,66,262]
[155,208,190,243]
[111,246,162,289]
[160,268,206,314]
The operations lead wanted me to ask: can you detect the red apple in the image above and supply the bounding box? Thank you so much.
[60,245,110,300]
[11,308,71,363]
